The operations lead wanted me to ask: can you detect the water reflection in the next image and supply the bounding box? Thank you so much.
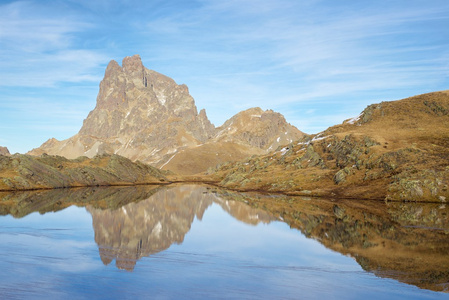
[216,190,449,292]
[0,184,448,292]
[0,185,275,272]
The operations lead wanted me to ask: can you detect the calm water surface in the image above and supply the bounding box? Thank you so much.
[0,184,447,299]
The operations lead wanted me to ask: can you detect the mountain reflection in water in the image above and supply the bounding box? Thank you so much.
[218,190,449,292]
[87,185,275,271]
[0,184,448,293]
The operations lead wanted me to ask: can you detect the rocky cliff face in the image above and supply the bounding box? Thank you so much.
[30,55,214,166]
[29,55,304,174]
[0,147,10,156]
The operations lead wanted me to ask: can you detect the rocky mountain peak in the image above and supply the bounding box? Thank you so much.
[0,146,10,156]
[122,54,144,74]
[28,55,307,174]
[214,107,305,151]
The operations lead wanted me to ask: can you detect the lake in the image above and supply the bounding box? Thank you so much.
[0,184,448,299]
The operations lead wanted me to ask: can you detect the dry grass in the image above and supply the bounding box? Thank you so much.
[210,91,449,202]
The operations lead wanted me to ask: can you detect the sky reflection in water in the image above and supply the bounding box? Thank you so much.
[0,184,447,299]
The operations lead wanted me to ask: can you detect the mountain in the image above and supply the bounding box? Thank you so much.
[160,107,305,174]
[0,147,10,156]
[0,153,168,191]
[29,55,305,174]
[210,91,449,202]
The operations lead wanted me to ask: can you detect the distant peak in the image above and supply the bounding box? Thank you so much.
[122,54,144,73]
[105,60,121,76]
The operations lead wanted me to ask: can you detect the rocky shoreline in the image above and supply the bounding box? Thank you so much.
[0,153,168,191]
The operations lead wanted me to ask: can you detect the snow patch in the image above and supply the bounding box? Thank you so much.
[156,91,167,105]
[249,214,259,220]
[347,113,362,124]
[124,139,134,149]
[311,135,329,142]
[277,137,280,142]
[152,222,162,237]
[160,152,178,169]
[280,147,289,156]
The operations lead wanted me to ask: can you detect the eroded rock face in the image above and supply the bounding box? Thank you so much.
[0,147,10,156]
[213,107,304,151]
[28,55,306,173]
[29,55,215,167]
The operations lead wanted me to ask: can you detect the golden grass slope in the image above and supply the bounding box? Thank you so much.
[0,153,168,191]
[210,91,449,202]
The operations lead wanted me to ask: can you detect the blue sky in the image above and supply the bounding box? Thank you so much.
[1,0,448,154]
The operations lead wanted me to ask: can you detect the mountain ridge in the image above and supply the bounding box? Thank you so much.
[28,55,305,174]
[209,90,449,202]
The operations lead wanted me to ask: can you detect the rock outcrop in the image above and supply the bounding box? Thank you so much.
[29,55,305,174]
[211,91,449,202]
[0,147,10,156]
[0,153,168,191]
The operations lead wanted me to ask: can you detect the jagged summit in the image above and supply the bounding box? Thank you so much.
[79,54,212,141]
[28,55,305,173]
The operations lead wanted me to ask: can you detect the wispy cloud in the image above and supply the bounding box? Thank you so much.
[0,1,107,87]
[1,0,448,152]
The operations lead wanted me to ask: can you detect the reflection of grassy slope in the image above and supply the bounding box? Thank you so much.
[0,185,162,218]
[218,190,449,292]
[212,91,449,202]
[0,153,168,191]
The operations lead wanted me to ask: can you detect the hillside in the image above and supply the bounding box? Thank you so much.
[0,153,168,191]
[28,55,305,174]
[162,107,305,174]
[210,91,449,202]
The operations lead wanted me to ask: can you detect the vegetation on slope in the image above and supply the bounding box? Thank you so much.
[0,153,168,191]
[210,91,449,202]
